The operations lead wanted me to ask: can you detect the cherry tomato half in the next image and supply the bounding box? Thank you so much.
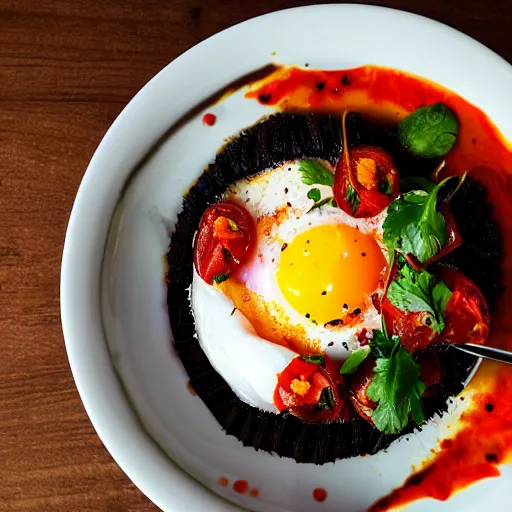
[334,145,399,218]
[349,355,377,426]
[193,201,255,284]
[440,267,490,346]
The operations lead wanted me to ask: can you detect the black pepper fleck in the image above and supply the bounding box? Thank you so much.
[281,243,288,252]
[328,341,334,347]
[352,308,361,315]
[341,75,352,86]
[305,63,309,67]
[343,303,348,310]
[259,93,271,104]
[316,82,325,91]
[288,167,292,171]
[305,313,310,319]
[287,201,292,207]
[284,187,288,194]
[342,342,349,351]
[306,240,310,244]
[486,453,498,463]
[485,403,494,412]
[362,252,366,257]
[321,291,327,296]
[324,319,344,327]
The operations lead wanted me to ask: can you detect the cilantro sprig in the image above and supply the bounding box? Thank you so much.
[298,160,334,186]
[339,329,425,434]
[387,264,452,333]
[383,176,461,263]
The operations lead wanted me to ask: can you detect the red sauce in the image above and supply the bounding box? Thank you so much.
[203,112,216,126]
[218,476,229,487]
[249,488,260,498]
[313,487,328,502]
[233,479,249,494]
[246,65,512,510]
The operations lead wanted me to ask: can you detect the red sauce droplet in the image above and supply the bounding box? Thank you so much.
[218,476,228,487]
[203,112,216,126]
[233,480,249,494]
[313,488,327,502]
[249,488,260,497]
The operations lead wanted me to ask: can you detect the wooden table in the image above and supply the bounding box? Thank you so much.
[1,1,510,510]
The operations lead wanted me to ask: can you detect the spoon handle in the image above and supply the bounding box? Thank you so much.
[453,343,512,365]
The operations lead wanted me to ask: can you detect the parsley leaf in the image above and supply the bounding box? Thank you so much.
[308,196,336,212]
[370,329,398,359]
[317,387,335,410]
[367,336,425,434]
[387,265,452,333]
[383,179,451,263]
[212,273,229,284]
[307,188,321,202]
[302,355,324,365]
[298,160,334,187]
[340,349,370,374]
[345,183,360,214]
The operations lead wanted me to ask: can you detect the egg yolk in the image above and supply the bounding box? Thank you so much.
[276,224,386,325]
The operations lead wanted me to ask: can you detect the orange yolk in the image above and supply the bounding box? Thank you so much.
[276,224,386,325]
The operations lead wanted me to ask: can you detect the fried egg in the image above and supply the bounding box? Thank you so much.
[191,161,388,412]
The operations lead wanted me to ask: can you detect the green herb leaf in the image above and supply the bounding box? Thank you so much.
[386,265,452,333]
[212,273,230,284]
[329,197,338,208]
[308,197,335,212]
[383,178,459,263]
[345,183,360,214]
[399,103,459,159]
[340,349,370,375]
[298,160,334,187]
[317,387,335,410]
[302,355,324,365]
[307,188,321,202]
[370,329,398,359]
[400,176,436,194]
[367,336,425,434]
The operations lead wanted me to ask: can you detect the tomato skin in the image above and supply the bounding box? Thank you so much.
[334,145,399,218]
[274,356,353,423]
[382,296,438,353]
[193,202,255,284]
[440,267,490,346]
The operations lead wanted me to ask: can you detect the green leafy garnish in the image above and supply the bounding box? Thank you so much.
[387,265,452,333]
[308,196,336,212]
[302,355,324,365]
[340,349,370,375]
[366,334,425,434]
[212,273,229,284]
[317,387,335,410]
[370,329,398,359]
[399,103,459,159]
[298,160,334,187]
[383,177,460,263]
[307,188,321,202]
[345,183,360,214]
[400,176,436,193]
[227,218,239,232]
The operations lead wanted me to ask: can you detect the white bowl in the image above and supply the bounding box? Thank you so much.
[61,5,512,511]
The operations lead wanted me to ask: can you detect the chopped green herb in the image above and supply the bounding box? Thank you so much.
[383,176,462,263]
[366,333,425,434]
[387,265,452,333]
[329,197,338,208]
[370,329,398,359]
[399,103,459,159]
[308,196,335,212]
[317,387,335,410]
[298,160,334,187]
[339,349,370,375]
[307,188,321,202]
[345,183,360,214]
[302,355,324,365]
[212,273,229,284]
[227,218,239,232]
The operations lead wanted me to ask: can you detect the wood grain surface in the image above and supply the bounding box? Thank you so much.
[0,1,510,510]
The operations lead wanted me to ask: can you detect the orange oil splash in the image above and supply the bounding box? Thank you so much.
[247,65,512,510]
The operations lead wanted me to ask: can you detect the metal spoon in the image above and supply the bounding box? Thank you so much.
[453,343,512,365]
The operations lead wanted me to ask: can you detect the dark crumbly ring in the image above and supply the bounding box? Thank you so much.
[167,113,503,464]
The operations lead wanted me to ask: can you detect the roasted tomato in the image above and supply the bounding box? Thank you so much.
[274,358,331,411]
[193,201,255,284]
[334,145,399,218]
[382,295,438,353]
[415,349,442,392]
[274,357,353,423]
[440,267,490,345]
[349,355,377,426]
